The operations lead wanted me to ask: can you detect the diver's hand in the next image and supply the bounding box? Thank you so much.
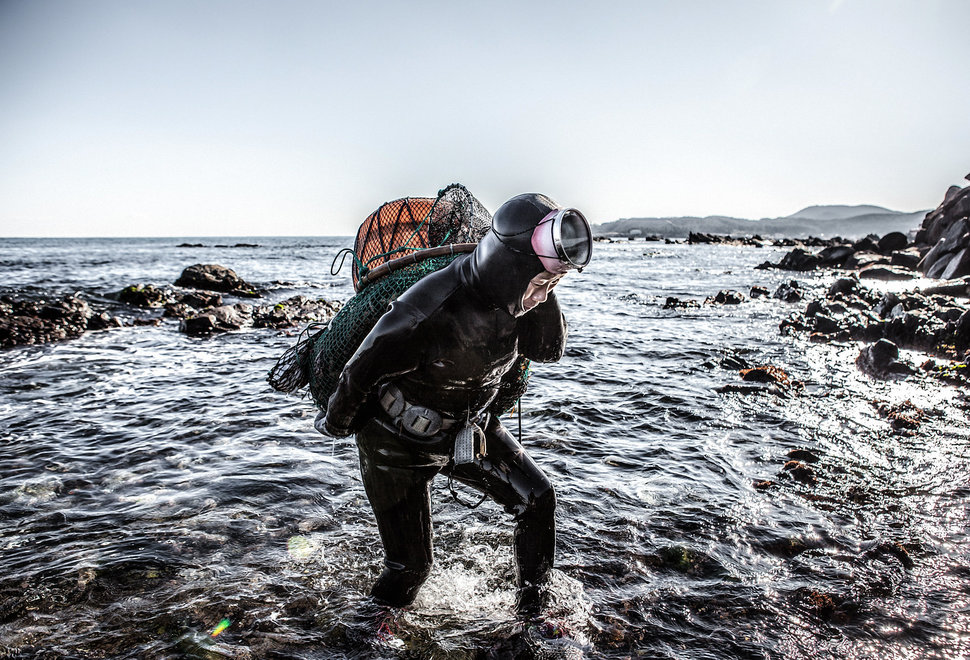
[314,410,351,438]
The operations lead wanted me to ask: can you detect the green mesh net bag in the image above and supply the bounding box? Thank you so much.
[268,184,531,416]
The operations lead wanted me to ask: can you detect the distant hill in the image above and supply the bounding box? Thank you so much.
[784,205,896,221]
[595,205,929,240]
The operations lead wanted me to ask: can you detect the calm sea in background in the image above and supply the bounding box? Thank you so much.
[1,236,968,659]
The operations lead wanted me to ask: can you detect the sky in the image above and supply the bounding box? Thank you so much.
[1,0,967,237]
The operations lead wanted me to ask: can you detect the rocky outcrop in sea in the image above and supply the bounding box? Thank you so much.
[0,263,341,348]
[915,179,970,279]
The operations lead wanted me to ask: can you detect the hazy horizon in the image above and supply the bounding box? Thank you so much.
[2,1,968,238]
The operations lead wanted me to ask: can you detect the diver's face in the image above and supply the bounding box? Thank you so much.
[517,270,564,316]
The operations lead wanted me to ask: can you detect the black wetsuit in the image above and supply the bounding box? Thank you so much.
[324,193,568,613]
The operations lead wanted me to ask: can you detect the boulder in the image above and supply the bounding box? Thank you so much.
[817,245,855,267]
[179,314,217,336]
[852,235,879,253]
[855,339,916,378]
[773,281,804,303]
[0,295,94,348]
[827,277,860,299]
[812,314,841,335]
[177,296,341,336]
[777,248,820,271]
[890,249,921,270]
[877,232,908,254]
[119,284,171,308]
[859,266,915,281]
[916,184,970,278]
[873,292,902,319]
[740,365,791,384]
[781,460,817,486]
[706,290,745,305]
[940,247,970,280]
[253,296,342,329]
[664,297,700,309]
[174,264,254,294]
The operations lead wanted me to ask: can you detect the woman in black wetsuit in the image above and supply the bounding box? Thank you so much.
[319,192,592,615]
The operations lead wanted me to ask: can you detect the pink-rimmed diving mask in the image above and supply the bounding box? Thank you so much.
[530,208,593,274]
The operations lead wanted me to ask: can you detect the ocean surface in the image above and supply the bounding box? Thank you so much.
[1,236,968,659]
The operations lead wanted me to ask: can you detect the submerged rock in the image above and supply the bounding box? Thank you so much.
[781,460,817,486]
[663,297,700,309]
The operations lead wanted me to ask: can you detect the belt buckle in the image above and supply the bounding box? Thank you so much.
[401,406,442,437]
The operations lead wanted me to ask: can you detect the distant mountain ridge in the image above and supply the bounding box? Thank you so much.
[596,205,929,239]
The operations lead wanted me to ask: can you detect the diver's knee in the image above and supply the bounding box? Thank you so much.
[533,481,556,515]
[511,481,555,519]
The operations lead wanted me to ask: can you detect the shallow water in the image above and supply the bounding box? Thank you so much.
[1,237,968,659]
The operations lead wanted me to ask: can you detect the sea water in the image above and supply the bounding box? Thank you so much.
[1,236,968,659]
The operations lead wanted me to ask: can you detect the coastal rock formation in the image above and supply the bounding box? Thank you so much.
[174,264,260,297]
[779,277,970,368]
[178,296,341,336]
[915,179,970,279]
[855,339,917,378]
[0,295,121,348]
[762,176,970,282]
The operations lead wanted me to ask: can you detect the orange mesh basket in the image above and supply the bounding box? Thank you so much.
[351,197,437,289]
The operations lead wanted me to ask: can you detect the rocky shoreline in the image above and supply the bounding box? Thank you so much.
[670,179,970,390]
[4,179,969,372]
[0,263,340,348]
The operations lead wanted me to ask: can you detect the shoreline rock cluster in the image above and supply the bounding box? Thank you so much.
[0,263,341,349]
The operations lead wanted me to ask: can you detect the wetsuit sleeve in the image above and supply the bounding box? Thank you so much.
[325,300,424,434]
[516,290,567,363]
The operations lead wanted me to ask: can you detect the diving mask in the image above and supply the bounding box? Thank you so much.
[530,208,592,274]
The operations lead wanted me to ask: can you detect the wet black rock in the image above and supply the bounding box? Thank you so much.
[855,339,917,378]
[852,235,879,253]
[174,263,258,296]
[252,296,342,330]
[859,265,915,281]
[119,284,170,308]
[178,296,341,336]
[0,295,120,348]
[781,460,817,486]
[877,232,909,254]
[787,448,819,463]
[773,281,804,303]
[119,285,223,314]
[890,248,922,270]
[750,286,769,298]
[778,248,821,271]
[915,181,970,279]
[817,244,855,267]
[872,292,902,319]
[179,314,218,335]
[664,297,700,309]
[706,290,744,305]
[828,276,860,298]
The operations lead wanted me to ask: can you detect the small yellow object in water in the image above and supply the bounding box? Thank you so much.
[210,618,231,637]
[287,535,313,559]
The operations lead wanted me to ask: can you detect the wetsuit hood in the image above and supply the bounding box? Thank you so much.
[461,193,558,316]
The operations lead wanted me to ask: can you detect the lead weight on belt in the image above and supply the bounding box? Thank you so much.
[454,424,476,465]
